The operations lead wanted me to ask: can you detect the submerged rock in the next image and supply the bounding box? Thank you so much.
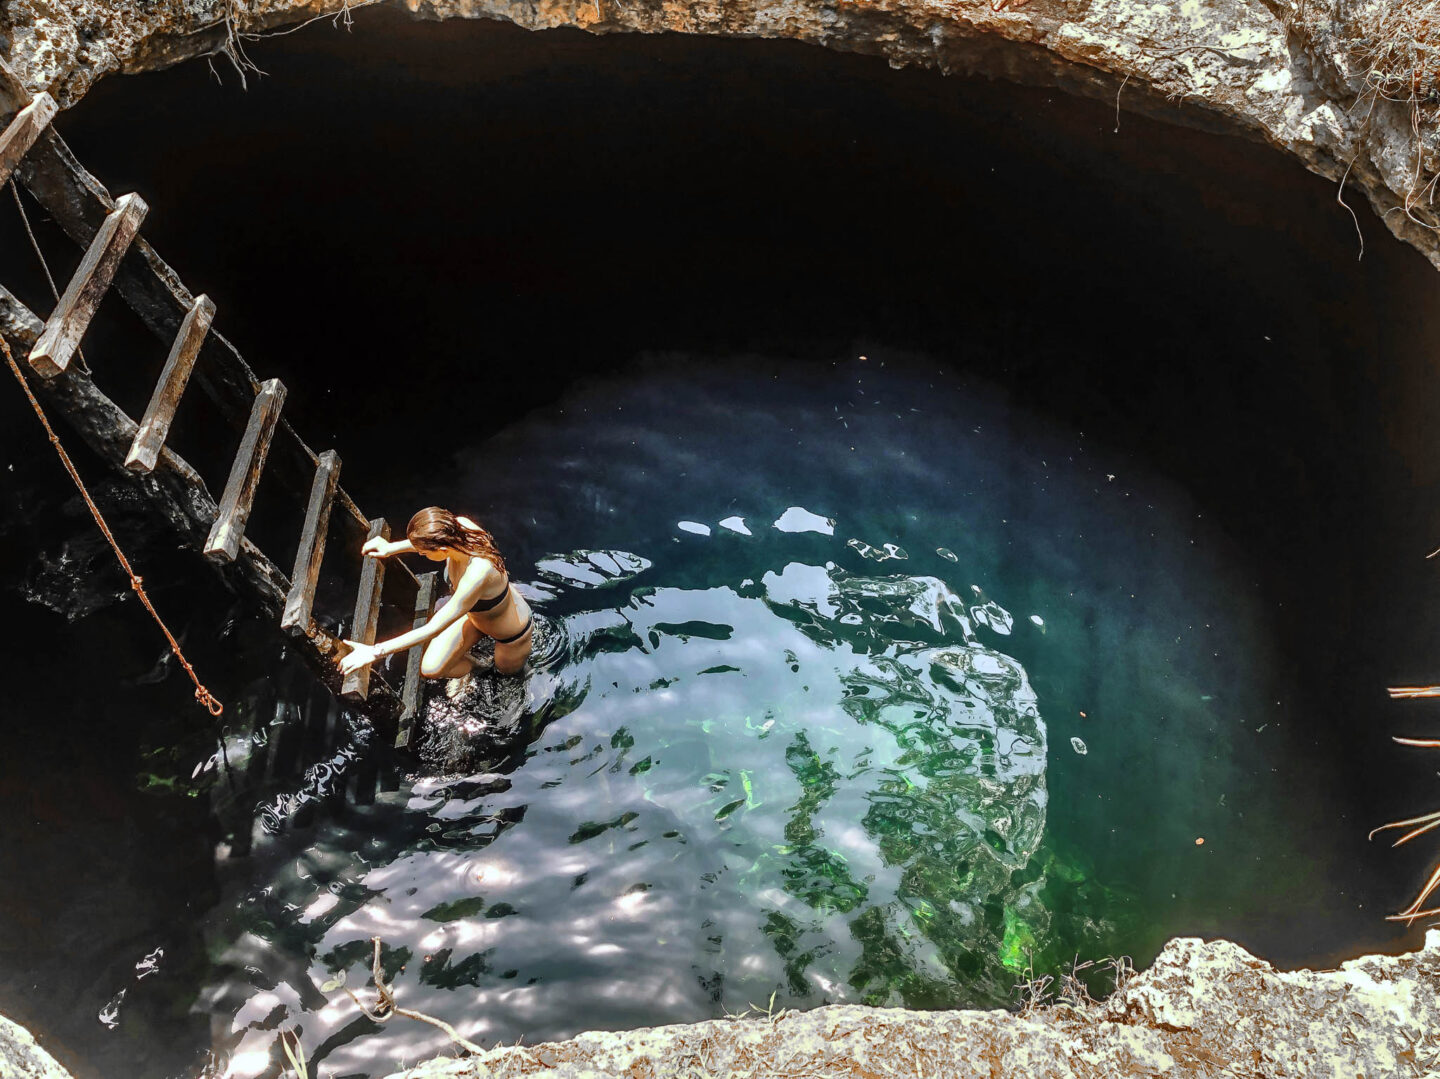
[415,662,531,774]
[383,929,1440,1078]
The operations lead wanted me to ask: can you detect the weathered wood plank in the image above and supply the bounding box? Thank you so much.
[11,130,423,594]
[282,449,341,635]
[204,377,287,563]
[342,518,389,701]
[2,291,403,721]
[0,92,56,189]
[124,293,215,473]
[397,570,439,748]
[29,191,148,378]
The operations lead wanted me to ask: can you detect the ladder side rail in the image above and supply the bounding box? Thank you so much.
[14,130,423,593]
[125,293,215,472]
[282,449,342,634]
[5,288,314,649]
[342,518,389,701]
[397,570,438,748]
[3,286,403,715]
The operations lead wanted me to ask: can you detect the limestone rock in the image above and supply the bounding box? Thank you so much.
[0,1013,75,1079]
[380,929,1440,1078]
[2,1,1440,272]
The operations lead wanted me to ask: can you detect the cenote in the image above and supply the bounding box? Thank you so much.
[5,9,1440,1078]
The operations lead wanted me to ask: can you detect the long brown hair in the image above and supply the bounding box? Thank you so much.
[406,506,506,575]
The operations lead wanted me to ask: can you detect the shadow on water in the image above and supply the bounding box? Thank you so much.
[205,529,1060,1074]
[5,341,1440,1077]
[158,351,1432,1077]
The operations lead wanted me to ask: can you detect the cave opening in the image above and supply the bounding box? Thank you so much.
[4,8,1440,1077]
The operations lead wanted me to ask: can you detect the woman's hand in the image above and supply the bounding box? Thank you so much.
[340,640,380,675]
[362,537,393,559]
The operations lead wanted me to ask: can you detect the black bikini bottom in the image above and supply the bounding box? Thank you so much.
[494,615,533,646]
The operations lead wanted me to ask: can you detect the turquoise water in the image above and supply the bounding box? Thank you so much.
[168,352,1416,1077]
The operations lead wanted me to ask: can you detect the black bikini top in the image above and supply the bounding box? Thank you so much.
[471,579,510,613]
[445,559,509,612]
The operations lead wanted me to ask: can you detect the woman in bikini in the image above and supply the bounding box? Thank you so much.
[339,507,533,680]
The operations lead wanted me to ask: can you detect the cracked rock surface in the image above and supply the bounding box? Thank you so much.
[0,1013,74,1079]
[1,0,1439,269]
[383,930,1440,1078]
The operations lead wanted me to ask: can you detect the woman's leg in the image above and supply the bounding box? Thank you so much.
[493,623,533,676]
[421,616,484,679]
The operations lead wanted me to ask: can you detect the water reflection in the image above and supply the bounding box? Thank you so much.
[205,511,1060,1076]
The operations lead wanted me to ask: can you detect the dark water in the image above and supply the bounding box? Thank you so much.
[171,354,1427,1077]
[4,9,1440,1079]
[189,357,1289,1073]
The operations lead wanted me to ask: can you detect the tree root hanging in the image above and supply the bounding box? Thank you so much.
[1372,732,1440,923]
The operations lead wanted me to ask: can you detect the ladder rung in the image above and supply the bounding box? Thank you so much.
[0,92,56,189]
[397,570,439,747]
[204,377,287,563]
[124,294,215,473]
[342,517,389,701]
[29,191,148,378]
[281,450,342,635]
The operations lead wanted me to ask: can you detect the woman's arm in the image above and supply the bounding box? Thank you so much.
[362,537,416,559]
[339,558,497,673]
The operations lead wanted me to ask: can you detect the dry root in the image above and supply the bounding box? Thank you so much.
[1343,0,1440,222]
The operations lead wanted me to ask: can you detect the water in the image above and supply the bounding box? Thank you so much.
[136,352,1422,1077]
[4,15,1440,1076]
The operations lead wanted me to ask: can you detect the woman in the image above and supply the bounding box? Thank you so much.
[339,507,533,681]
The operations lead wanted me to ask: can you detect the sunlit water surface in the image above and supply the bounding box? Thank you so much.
[115,356,1376,1076]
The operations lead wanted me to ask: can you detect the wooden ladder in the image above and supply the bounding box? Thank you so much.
[0,64,434,748]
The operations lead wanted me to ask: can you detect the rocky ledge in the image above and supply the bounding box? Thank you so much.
[1,1,1440,274]
[2,932,1436,1076]
[384,930,1440,1078]
[0,1013,74,1079]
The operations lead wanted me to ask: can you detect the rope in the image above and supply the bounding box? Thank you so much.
[1,331,224,716]
[11,179,87,370]
[10,181,59,303]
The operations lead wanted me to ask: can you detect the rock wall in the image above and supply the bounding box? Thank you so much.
[1,0,1439,272]
[0,1013,75,1079]
[385,929,1440,1078]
